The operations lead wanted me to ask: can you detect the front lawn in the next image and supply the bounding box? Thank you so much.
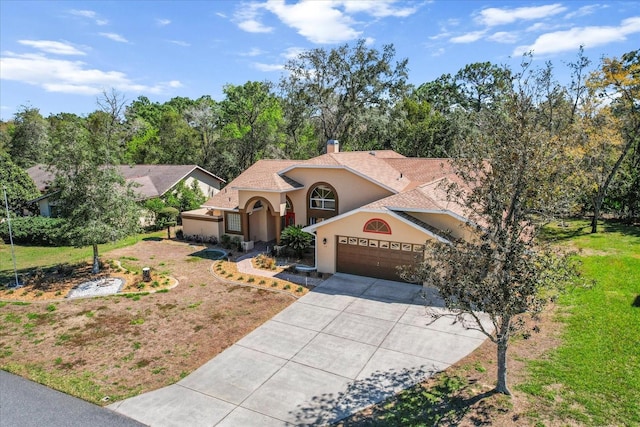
[0,237,294,404]
[517,220,640,425]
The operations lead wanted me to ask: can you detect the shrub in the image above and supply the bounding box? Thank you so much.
[220,234,232,249]
[255,254,277,270]
[280,225,313,258]
[0,216,68,245]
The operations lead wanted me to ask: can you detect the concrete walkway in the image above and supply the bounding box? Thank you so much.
[234,247,325,288]
[109,274,490,426]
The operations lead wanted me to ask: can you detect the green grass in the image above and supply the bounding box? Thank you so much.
[518,219,640,426]
[0,230,165,282]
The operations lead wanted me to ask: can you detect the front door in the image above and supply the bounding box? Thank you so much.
[285,212,295,226]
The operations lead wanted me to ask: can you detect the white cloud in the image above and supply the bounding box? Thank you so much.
[264,0,360,44]
[431,47,445,57]
[342,0,418,18]
[240,47,266,57]
[168,40,191,47]
[70,9,96,19]
[234,3,274,33]
[514,16,640,56]
[429,31,452,41]
[156,18,171,26]
[239,19,273,33]
[477,4,567,27]
[526,22,552,32]
[450,31,486,44]
[18,40,86,56]
[0,52,181,95]
[233,0,420,45]
[69,9,108,25]
[253,62,283,72]
[565,4,605,19]
[99,32,129,43]
[281,47,306,60]
[487,31,519,44]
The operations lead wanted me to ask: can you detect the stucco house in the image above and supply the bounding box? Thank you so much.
[27,164,225,218]
[182,141,474,281]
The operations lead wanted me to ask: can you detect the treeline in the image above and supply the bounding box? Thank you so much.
[1,41,638,226]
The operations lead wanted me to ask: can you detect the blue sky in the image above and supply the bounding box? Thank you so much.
[1,1,639,120]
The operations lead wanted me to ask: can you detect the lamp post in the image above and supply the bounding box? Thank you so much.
[3,186,20,287]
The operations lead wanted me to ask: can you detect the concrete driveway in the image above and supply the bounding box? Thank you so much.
[109,274,490,426]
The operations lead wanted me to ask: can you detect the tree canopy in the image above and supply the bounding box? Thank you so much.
[402,58,581,395]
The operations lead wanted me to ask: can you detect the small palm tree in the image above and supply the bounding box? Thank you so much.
[280,225,313,258]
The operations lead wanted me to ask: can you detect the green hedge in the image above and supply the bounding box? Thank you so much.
[0,216,68,246]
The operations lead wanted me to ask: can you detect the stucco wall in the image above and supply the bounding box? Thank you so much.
[284,168,394,223]
[182,215,223,240]
[184,168,222,198]
[238,191,284,216]
[313,211,437,274]
[409,212,474,241]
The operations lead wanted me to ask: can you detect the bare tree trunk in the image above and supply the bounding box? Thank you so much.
[591,137,635,233]
[591,197,602,234]
[92,244,100,274]
[495,321,511,395]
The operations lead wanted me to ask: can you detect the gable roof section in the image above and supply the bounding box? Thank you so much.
[118,164,225,199]
[381,158,455,190]
[202,159,302,210]
[26,164,225,200]
[26,165,55,192]
[302,207,450,244]
[281,151,412,193]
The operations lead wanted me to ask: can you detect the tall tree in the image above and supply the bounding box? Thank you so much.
[391,96,453,157]
[0,151,40,214]
[156,109,200,164]
[581,50,639,233]
[48,111,140,273]
[220,81,284,177]
[280,39,408,150]
[454,62,512,112]
[402,60,578,395]
[184,96,222,169]
[9,106,49,167]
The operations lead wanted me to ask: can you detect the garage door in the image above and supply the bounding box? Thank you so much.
[336,236,424,281]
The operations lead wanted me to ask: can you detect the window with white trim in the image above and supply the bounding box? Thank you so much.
[309,185,336,211]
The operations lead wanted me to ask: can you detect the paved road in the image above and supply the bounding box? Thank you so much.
[0,370,146,427]
[111,274,491,426]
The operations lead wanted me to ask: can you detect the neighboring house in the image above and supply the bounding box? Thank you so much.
[182,141,475,281]
[26,164,225,218]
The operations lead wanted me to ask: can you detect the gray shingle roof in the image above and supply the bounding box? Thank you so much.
[26,164,224,200]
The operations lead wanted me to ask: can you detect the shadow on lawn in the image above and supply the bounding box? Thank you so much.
[290,367,503,427]
[541,218,640,242]
[1,262,93,290]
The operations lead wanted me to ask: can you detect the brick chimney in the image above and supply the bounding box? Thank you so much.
[327,139,339,154]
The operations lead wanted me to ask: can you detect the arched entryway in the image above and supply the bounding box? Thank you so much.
[241,196,283,244]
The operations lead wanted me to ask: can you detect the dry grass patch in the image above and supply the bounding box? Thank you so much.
[0,239,294,405]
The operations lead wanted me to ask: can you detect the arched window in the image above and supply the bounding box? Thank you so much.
[309,185,336,211]
[363,218,391,234]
